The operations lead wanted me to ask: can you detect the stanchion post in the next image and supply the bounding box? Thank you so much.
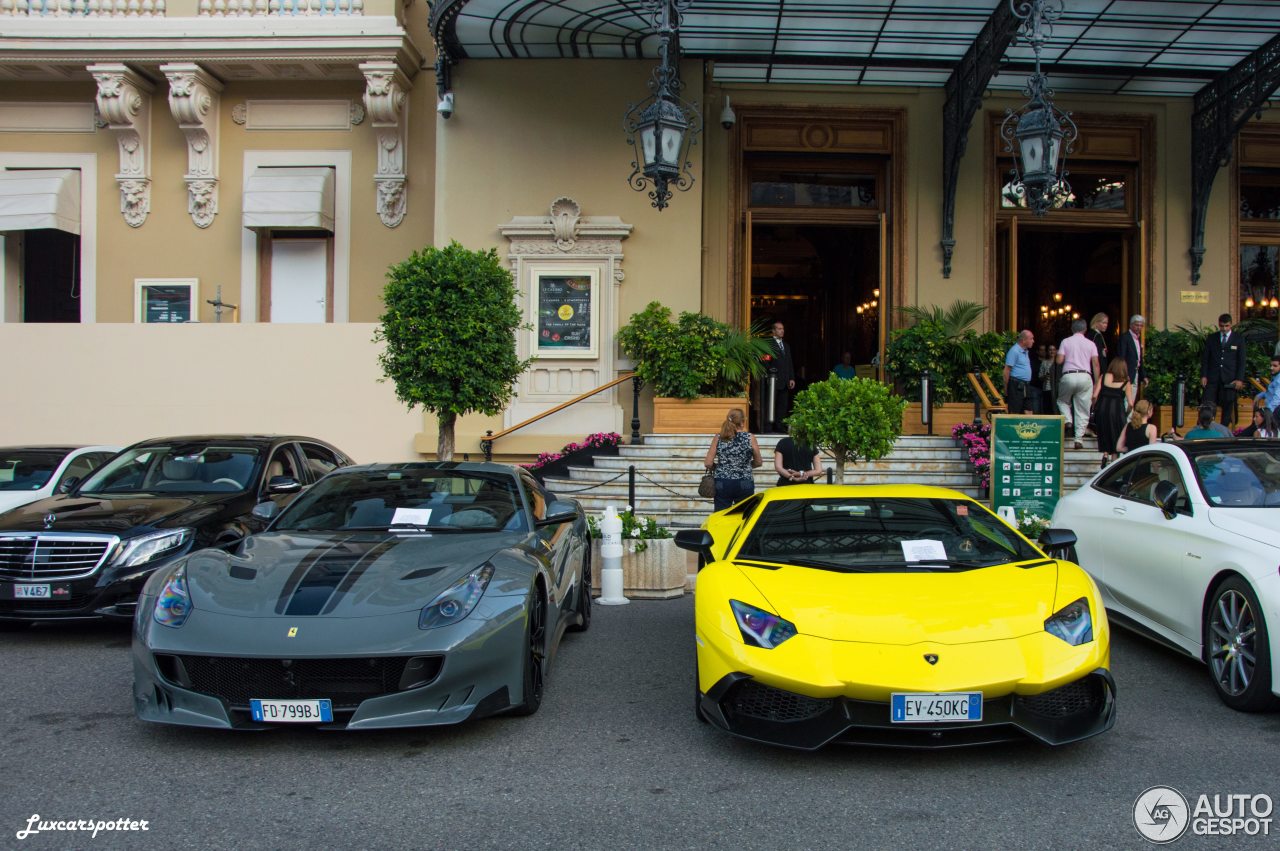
[1172,373,1186,433]
[921,369,933,436]
[765,370,777,430]
[628,465,636,511]
[826,467,833,485]
[630,376,643,445]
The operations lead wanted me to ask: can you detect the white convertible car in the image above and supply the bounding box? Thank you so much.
[0,446,119,515]
[1052,439,1280,712]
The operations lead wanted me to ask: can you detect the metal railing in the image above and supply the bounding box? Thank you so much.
[481,373,643,462]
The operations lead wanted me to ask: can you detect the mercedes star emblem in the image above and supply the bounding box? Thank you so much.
[42,513,56,529]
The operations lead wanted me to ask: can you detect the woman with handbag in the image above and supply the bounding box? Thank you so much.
[703,408,761,511]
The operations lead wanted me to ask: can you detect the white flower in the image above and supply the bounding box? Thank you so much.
[630,529,641,537]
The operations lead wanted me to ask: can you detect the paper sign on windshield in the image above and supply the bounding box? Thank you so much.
[901,539,947,562]
[391,508,433,526]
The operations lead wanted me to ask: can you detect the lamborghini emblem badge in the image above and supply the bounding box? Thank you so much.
[287,627,298,638]
[924,654,939,665]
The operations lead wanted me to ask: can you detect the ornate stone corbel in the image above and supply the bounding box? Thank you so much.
[360,61,411,228]
[162,63,224,229]
[550,197,581,251]
[89,64,152,228]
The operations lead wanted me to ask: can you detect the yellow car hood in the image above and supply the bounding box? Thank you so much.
[738,560,1060,646]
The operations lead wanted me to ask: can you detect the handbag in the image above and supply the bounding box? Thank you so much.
[698,468,716,499]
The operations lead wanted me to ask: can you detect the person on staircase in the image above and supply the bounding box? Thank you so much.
[1056,319,1100,450]
[704,408,762,512]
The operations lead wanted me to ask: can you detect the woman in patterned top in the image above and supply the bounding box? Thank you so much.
[703,408,762,512]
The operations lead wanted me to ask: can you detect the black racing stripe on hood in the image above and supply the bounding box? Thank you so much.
[319,537,402,615]
[274,535,358,616]
[284,539,389,617]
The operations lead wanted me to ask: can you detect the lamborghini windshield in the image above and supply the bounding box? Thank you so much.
[274,468,529,533]
[734,497,1042,570]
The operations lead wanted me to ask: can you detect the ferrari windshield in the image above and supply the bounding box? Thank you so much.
[1192,446,1280,508]
[735,497,1042,570]
[79,444,260,495]
[0,450,66,491]
[274,468,529,533]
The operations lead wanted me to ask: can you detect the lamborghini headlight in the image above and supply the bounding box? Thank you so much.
[153,566,192,628]
[419,564,495,629]
[113,528,193,568]
[730,600,797,649]
[1044,597,1093,645]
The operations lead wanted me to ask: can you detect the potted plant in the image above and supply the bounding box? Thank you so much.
[618,301,773,433]
[586,508,684,599]
[786,375,906,484]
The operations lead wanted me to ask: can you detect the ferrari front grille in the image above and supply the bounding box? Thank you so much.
[0,534,117,581]
[164,655,441,710]
[1014,677,1104,719]
[730,680,833,723]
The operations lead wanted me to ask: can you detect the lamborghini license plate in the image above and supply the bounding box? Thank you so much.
[890,692,982,723]
[250,699,333,723]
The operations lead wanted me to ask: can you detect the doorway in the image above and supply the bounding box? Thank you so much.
[22,228,81,323]
[997,225,1138,354]
[748,223,881,429]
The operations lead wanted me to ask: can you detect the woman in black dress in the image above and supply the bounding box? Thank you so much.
[1118,400,1158,454]
[1094,357,1129,465]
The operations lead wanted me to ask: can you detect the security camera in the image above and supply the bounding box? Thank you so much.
[437,92,454,120]
[720,96,736,130]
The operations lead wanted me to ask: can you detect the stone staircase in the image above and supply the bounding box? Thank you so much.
[541,434,1110,528]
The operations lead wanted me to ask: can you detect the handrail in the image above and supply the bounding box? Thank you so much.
[481,373,641,461]
[967,372,1006,424]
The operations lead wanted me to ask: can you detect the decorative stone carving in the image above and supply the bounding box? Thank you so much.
[349,102,366,125]
[550,197,581,250]
[162,63,223,229]
[231,103,247,125]
[89,63,152,228]
[360,61,410,228]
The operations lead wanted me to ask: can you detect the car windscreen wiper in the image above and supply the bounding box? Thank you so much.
[736,557,870,573]
[876,558,1005,570]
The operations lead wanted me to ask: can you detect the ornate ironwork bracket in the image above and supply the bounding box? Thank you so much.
[940,1,1019,278]
[1190,33,1280,284]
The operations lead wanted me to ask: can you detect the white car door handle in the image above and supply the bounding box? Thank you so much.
[1112,506,1126,515]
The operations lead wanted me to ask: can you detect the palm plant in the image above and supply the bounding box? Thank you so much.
[707,322,773,397]
[897,299,990,374]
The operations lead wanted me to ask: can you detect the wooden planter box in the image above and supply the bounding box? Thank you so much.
[902,402,979,436]
[590,538,689,599]
[652,397,749,434]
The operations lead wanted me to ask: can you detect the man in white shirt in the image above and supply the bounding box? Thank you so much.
[1057,319,1101,450]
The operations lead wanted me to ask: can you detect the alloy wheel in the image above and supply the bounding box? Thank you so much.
[1209,589,1256,697]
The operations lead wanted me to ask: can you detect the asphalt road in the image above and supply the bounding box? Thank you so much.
[2,599,1278,851]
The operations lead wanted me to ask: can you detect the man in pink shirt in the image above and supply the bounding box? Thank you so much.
[1056,318,1101,449]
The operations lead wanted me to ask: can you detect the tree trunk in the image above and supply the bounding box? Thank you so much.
[437,411,457,461]
[833,450,848,484]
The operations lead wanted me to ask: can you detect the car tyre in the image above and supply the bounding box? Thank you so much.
[567,545,591,633]
[511,588,546,716]
[1206,576,1280,712]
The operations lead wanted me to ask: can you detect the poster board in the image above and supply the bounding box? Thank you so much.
[990,414,1065,521]
[135,278,198,324]
[532,269,597,358]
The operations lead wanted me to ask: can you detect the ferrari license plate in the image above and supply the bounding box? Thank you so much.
[13,584,51,599]
[250,699,333,723]
[890,692,982,723]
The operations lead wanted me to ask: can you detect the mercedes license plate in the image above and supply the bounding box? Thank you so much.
[249,699,333,723]
[891,692,982,723]
[13,584,51,599]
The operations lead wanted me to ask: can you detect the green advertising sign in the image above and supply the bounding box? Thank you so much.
[990,414,1065,521]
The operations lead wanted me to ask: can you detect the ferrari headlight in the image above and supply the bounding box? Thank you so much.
[1044,597,1093,646]
[419,564,495,629]
[153,566,192,628]
[113,528,193,568]
[730,600,797,649]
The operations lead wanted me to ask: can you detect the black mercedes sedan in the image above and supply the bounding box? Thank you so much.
[0,435,354,626]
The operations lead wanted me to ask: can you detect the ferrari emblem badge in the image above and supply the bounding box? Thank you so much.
[43,514,56,529]
[287,627,298,638]
[924,654,939,665]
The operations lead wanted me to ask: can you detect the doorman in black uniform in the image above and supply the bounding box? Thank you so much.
[767,321,795,433]
[1201,313,1247,428]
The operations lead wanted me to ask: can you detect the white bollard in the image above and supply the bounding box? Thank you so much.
[997,505,1017,527]
[597,504,629,606]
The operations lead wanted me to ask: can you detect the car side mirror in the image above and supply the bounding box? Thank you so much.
[675,529,715,562]
[1152,480,1180,518]
[251,501,280,521]
[537,500,579,527]
[266,475,302,495]
[1037,528,1078,560]
[57,476,80,494]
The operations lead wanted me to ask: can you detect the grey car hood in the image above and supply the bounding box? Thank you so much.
[184,531,524,618]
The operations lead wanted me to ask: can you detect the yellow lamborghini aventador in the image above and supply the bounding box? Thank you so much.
[675,485,1115,750]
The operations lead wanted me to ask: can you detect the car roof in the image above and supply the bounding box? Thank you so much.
[754,484,978,501]
[334,461,521,478]
[127,435,321,448]
[0,446,83,453]
[1172,438,1280,457]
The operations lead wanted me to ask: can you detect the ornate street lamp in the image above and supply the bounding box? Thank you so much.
[623,0,702,211]
[1000,0,1078,216]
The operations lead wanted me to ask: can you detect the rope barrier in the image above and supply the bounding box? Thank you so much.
[633,470,693,498]
[544,469,628,494]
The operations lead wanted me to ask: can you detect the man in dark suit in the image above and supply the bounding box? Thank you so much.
[1116,314,1146,410]
[1202,312,1247,427]
[766,321,795,433]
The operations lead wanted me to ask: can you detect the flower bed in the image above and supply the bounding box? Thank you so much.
[951,421,992,492]
[524,432,622,481]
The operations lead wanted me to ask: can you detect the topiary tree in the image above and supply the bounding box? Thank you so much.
[375,242,530,460]
[786,376,906,484]
[617,301,771,399]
